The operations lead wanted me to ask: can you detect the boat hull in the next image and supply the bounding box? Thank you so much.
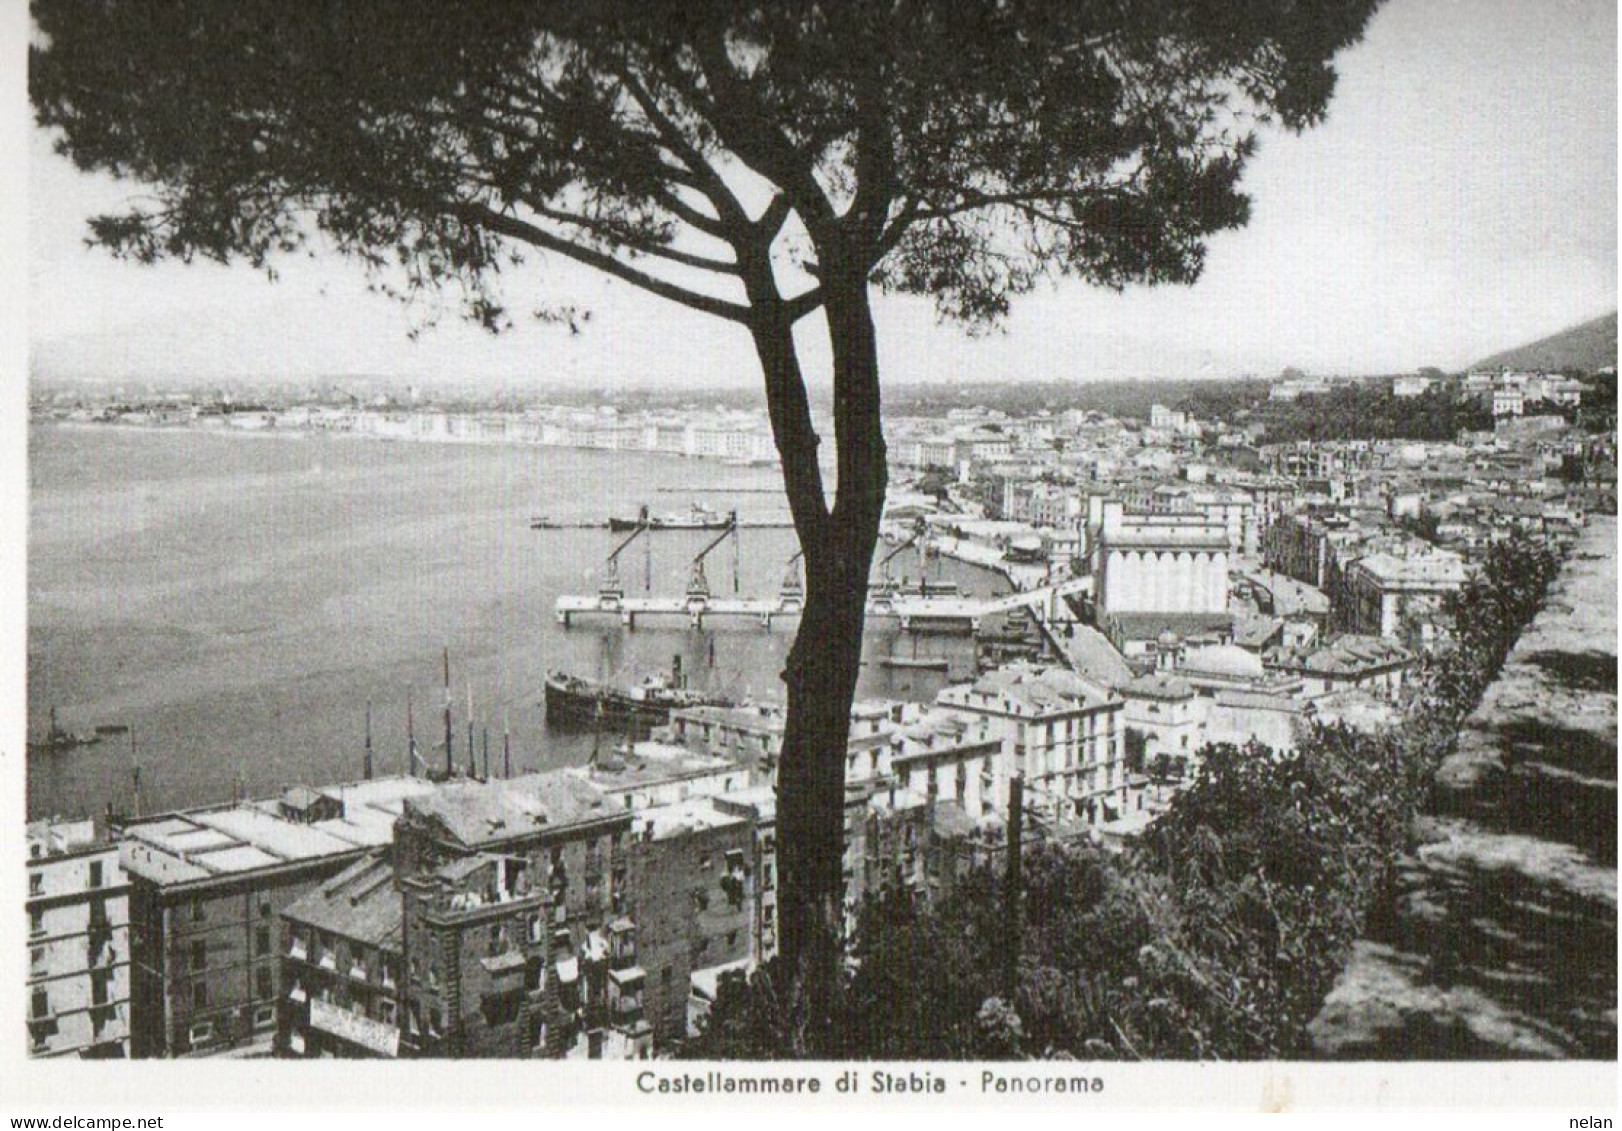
[543,673,726,734]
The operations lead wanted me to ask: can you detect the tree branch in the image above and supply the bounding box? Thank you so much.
[784,286,824,324]
[447,200,750,323]
[689,29,837,233]
[519,201,741,274]
[614,58,754,235]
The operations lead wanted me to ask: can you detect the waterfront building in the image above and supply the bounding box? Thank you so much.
[1094,510,1233,656]
[1096,511,1229,618]
[566,742,749,810]
[121,775,437,1058]
[665,699,897,787]
[624,796,755,1046]
[889,707,1004,822]
[27,817,130,1059]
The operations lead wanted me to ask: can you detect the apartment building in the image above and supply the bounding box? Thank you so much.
[936,664,1127,825]
[121,775,436,1058]
[27,817,130,1058]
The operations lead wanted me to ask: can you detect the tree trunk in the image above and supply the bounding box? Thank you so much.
[746,251,887,1056]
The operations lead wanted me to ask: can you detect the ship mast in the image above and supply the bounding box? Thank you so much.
[443,646,454,778]
[407,688,420,777]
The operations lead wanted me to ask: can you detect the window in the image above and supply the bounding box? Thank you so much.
[92,970,109,1006]
[31,989,49,1021]
[256,926,271,957]
[191,939,207,970]
[192,899,205,923]
[188,1022,212,1044]
[260,898,273,918]
[29,872,43,896]
[30,947,45,972]
[88,860,103,889]
[256,965,273,1000]
[192,979,208,1008]
[29,907,43,936]
[253,1005,275,1028]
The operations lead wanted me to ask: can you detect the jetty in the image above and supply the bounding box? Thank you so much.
[557,574,1091,632]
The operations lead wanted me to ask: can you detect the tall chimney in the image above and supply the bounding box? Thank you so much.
[363,701,374,781]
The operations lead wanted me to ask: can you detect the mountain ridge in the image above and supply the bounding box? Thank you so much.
[1472,312,1617,373]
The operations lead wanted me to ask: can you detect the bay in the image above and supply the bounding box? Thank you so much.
[27,424,997,820]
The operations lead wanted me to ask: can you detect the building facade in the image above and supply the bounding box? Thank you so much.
[27,818,130,1059]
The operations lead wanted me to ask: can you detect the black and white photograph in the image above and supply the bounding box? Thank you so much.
[6,0,1617,1116]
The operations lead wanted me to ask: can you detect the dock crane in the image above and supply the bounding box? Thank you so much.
[684,511,740,608]
[873,519,957,602]
[599,508,652,606]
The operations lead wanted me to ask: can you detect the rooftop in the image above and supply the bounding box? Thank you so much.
[1354,551,1469,587]
[569,742,738,792]
[945,662,1120,715]
[1124,673,1196,701]
[404,770,625,848]
[282,853,403,949]
[122,774,437,887]
[631,796,749,842]
[27,816,115,861]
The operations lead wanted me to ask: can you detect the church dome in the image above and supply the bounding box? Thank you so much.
[1183,643,1264,680]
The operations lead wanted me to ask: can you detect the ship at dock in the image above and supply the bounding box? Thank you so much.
[608,502,733,532]
[544,656,729,733]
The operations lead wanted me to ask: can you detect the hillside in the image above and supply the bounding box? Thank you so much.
[1473,312,1617,373]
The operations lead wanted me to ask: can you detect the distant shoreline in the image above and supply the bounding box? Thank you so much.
[35,417,808,481]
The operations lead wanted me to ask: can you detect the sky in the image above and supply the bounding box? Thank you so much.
[24,0,1620,391]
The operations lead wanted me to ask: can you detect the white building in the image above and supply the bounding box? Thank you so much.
[1343,551,1468,642]
[889,708,1004,822]
[936,664,1128,825]
[27,818,130,1058]
[1096,512,1230,617]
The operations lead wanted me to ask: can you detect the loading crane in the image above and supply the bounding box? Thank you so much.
[871,519,958,604]
[599,508,652,606]
[684,511,741,607]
